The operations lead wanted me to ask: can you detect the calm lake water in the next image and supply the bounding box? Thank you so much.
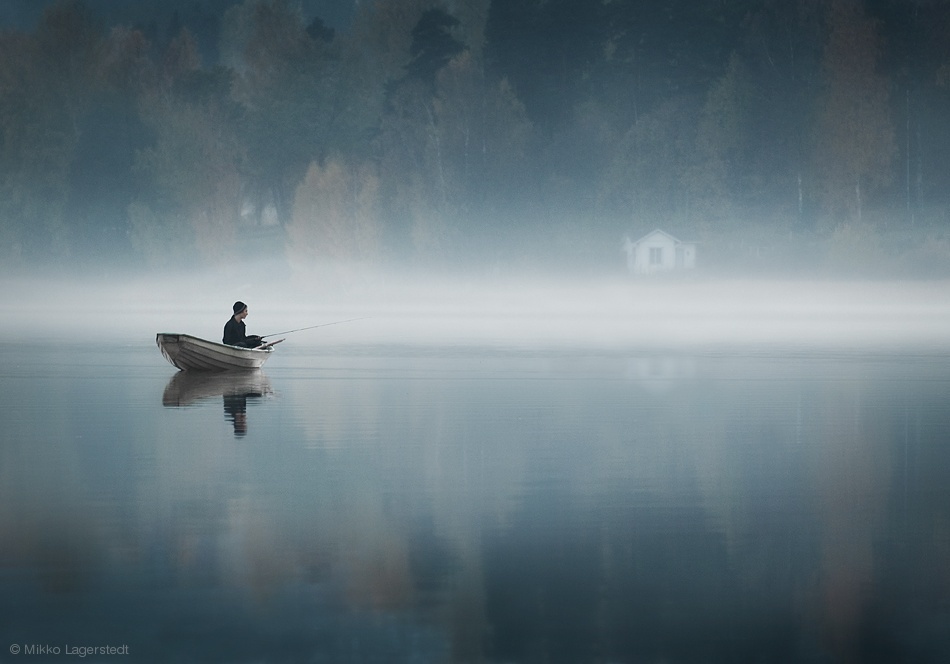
[2,335,950,663]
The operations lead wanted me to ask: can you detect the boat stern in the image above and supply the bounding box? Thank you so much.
[156,333,185,370]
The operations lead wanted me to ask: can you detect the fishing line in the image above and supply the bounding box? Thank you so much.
[260,317,369,339]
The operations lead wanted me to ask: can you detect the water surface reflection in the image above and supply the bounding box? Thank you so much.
[162,370,273,437]
[0,343,948,662]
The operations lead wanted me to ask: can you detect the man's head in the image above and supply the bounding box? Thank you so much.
[233,301,248,320]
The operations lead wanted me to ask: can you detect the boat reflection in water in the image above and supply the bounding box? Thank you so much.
[162,370,273,437]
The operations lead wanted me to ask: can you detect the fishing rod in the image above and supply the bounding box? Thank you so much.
[260,317,369,339]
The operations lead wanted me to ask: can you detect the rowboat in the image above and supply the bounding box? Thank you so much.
[156,333,276,371]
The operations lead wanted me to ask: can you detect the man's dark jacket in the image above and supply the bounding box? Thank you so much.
[223,317,249,346]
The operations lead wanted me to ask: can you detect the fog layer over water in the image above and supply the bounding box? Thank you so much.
[3,269,950,352]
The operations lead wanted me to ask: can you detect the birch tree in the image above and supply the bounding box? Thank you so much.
[814,0,895,224]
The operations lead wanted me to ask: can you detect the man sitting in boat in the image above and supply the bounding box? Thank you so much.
[223,301,264,348]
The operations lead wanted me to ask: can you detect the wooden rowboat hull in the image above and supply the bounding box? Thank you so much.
[156,333,274,371]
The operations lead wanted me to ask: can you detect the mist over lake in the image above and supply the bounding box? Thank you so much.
[4,271,950,350]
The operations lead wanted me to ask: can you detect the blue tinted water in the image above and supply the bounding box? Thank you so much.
[1,338,949,663]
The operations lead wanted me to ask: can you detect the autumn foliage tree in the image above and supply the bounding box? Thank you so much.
[288,158,381,267]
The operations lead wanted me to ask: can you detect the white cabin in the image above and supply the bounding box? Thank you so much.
[623,229,696,275]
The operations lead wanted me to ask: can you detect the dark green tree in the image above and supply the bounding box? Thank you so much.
[736,0,824,223]
[814,0,895,224]
[406,8,464,89]
[684,53,752,222]
[600,98,694,227]
[0,1,104,261]
[67,26,152,261]
[132,29,245,264]
[230,0,332,225]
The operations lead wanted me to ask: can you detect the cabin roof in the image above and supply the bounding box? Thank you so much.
[630,229,689,245]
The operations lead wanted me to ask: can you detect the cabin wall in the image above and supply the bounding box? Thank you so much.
[624,233,696,275]
[633,236,676,274]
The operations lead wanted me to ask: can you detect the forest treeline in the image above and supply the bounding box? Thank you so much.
[2,0,950,276]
